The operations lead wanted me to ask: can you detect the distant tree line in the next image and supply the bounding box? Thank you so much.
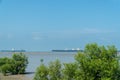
[0,53,28,76]
[34,43,120,80]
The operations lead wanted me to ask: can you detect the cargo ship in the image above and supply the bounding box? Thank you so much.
[1,48,26,52]
[52,48,83,52]
[52,50,82,52]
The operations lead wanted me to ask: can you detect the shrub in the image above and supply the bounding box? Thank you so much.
[1,64,11,76]
[34,64,48,80]
[34,60,62,80]
[48,60,62,80]
[62,63,77,80]
[11,53,28,74]
[0,53,28,75]
[75,43,120,80]
[34,43,120,80]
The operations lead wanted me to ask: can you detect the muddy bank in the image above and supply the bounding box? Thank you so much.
[0,74,32,80]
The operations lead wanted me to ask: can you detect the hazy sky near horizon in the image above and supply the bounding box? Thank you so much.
[0,0,120,51]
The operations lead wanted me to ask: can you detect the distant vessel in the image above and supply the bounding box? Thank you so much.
[1,49,26,52]
[52,49,83,52]
[52,48,83,52]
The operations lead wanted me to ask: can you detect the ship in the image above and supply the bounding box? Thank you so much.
[52,50,82,52]
[52,48,83,52]
[1,48,26,52]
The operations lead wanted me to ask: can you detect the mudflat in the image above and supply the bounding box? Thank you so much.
[0,74,32,80]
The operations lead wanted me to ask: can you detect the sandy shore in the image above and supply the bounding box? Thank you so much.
[0,74,32,80]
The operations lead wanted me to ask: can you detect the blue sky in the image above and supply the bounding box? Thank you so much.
[0,0,120,51]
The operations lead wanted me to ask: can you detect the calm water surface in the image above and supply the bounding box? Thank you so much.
[0,52,76,78]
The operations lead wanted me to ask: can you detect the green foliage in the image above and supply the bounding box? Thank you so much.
[62,63,77,80]
[34,64,48,80]
[0,57,13,75]
[75,43,120,80]
[34,43,120,80]
[48,60,62,80]
[34,60,62,80]
[1,64,11,76]
[0,57,12,66]
[0,53,28,75]
[12,53,28,74]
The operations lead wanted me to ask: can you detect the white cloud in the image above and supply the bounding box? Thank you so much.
[31,28,114,40]
[50,28,114,39]
[32,32,44,40]
[32,36,42,40]
[51,28,114,35]
[80,28,114,34]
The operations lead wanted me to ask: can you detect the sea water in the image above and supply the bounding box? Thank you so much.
[0,52,76,78]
